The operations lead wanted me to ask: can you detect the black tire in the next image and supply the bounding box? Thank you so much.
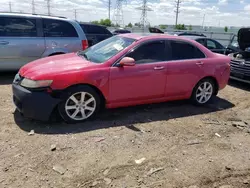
[58,85,101,124]
[191,78,215,105]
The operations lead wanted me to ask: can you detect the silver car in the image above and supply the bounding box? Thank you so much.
[0,13,88,71]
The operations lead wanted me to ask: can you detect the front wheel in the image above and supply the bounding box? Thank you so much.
[191,79,215,105]
[58,85,101,123]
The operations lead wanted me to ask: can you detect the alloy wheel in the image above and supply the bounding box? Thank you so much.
[195,81,213,104]
[65,92,96,121]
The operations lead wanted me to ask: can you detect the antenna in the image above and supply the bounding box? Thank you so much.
[136,0,153,32]
[113,0,126,27]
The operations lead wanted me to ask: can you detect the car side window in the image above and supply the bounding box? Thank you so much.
[206,39,217,49]
[126,40,167,64]
[196,39,206,46]
[169,40,205,60]
[0,16,37,37]
[43,19,78,37]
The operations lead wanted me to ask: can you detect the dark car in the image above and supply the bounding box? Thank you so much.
[228,27,250,84]
[225,34,240,55]
[183,36,226,54]
[177,32,206,37]
[112,29,131,35]
[80,23,113,47]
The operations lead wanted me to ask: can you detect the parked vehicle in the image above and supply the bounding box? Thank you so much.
[0,13,88,71]
[228,28,250,84]
[112,29,131,35]
[177,32,206,37]
[225,34,240,55]
[79,23,113,47]
[183,36,226,54]
[12,34,231,123]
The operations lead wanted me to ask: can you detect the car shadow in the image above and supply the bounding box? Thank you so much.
[0,72,17,85]
[14,97,235,135]
[228,80,250,92]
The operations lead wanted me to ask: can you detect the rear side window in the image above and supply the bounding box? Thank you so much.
[169,40,205,60]
[0,16,37,37]
[43,19,78,37]
[81,25,111,35]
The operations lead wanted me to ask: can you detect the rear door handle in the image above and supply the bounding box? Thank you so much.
[196,62,204,65]
[0,41,9,45]
[154,66,165,70]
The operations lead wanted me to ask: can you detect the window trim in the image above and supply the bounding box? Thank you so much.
[0,16,39,37]
[112,38,167,67]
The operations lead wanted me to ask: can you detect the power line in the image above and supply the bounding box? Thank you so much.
[174,0,181,26]
[135,0,153,31]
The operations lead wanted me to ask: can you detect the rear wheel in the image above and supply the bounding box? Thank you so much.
[58,85,101,123]
[191,79,214,105]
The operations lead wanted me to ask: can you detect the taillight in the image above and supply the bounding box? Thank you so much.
[82,40,88,50]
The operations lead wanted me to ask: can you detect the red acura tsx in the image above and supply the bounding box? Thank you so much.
[12,33,231,123]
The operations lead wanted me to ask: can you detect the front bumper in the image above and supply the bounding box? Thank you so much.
[12,84,60,121]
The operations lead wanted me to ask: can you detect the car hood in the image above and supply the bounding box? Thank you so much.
[237,28,250,50]
[19,53,95,80]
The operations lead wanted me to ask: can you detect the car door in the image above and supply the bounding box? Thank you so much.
[206,39,225,54]
[165,40,207,97]
[0,16,45,70]
[109,40,168,103]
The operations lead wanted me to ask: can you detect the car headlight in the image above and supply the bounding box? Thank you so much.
[20,78,53,88]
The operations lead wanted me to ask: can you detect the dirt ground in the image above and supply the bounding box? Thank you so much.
[0,73,250,188]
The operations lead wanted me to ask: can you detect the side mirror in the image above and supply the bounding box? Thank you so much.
[119,57,135,66]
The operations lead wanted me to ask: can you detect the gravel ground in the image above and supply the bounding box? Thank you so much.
[0,73,250,188]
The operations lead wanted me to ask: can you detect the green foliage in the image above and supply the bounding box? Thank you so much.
[188,25,192,30]
[91,19,112,27]
[127,22,133,28]
[159,25,167,30]
[175,24,187,30]
[224,26,228,32]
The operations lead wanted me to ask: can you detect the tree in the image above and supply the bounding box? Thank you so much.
[91,20,99,25]
[224,26,228,32]
[159,25,167,30]
[127,22,133,27]
[99,19,112,27]
[175,24,186,30]
[188,25,192,30]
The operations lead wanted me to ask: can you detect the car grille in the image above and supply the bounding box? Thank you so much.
[230,59,250,81]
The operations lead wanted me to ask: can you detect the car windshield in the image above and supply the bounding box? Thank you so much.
[230,35,239,47]
[78,36,135,63]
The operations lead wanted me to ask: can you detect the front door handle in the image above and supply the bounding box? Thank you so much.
[196,62,204,66]
[154,66,164,70]
[0,41,9,45]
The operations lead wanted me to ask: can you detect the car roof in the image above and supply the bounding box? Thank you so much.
[79,22,107,28]
[119,33,190,40]
[0,12,70,21]
[181,35,207,40]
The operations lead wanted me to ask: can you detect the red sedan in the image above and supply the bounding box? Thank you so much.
[12,34,231,123]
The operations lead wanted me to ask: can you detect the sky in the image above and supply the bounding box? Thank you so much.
[1,0,250,27]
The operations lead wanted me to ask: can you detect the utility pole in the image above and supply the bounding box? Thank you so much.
[32,0,35,14]
[174,0,181,27]
[46,0,51,16]
[74,9,77,20]
[108,0,111,20]
[9,1,12,12]
[202,14,205,28]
